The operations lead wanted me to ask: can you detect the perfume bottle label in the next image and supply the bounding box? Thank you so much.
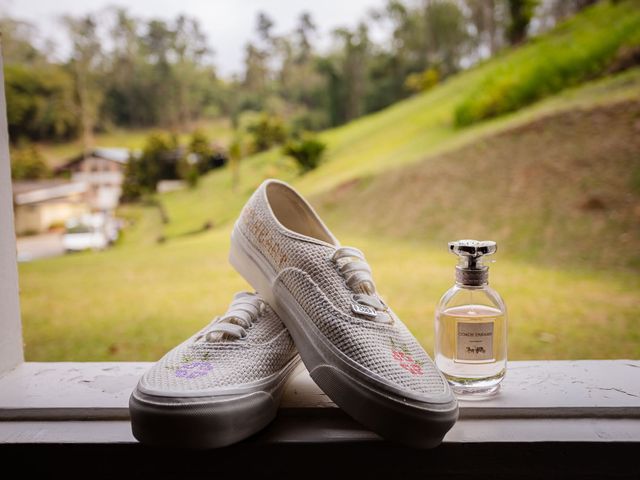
[456,321,494,362]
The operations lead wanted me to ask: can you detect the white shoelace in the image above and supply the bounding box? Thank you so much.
[332,247,391,323]
[196,292,264,342]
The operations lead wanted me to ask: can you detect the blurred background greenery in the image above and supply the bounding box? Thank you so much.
[5,0,640,361]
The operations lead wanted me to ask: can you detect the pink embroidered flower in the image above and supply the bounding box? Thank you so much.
[391,349,423,376]
[175,361,214,379]
[392,350,406,361]
[407,362,423,375]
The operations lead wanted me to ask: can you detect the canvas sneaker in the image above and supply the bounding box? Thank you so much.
[129,291,301,448]
[229,179,458,448]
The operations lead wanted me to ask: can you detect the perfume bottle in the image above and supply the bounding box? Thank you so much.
[435,240,507,397]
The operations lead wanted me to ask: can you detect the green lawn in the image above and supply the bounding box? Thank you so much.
[18,222,640,361]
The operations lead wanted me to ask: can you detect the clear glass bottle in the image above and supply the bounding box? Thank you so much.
[435,240,507,397]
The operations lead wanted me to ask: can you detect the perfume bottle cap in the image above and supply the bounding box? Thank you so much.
[448,239,497,286]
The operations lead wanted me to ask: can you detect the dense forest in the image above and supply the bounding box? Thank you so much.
[2,0,597,149]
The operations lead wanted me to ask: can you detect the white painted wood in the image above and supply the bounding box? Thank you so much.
[458,360,640,418]
[0,421,136,444]
[0,49,24,373]
[283,360,640,416]
[0,362,148,419]
[446,418,640,443]
[0,360,638,434]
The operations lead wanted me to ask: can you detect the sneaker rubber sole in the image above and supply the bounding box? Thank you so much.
[129,355,301,449]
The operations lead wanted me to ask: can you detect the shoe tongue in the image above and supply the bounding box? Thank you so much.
[377,310,393,323]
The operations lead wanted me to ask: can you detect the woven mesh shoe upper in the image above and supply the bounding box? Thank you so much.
[137,292,297,396]
[236,180,448,399]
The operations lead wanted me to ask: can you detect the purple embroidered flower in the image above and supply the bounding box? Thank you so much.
[175,361,214,379]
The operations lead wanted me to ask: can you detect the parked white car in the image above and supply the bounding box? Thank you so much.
[63,213,119,252]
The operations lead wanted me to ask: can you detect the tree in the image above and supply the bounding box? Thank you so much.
[423,0,470,75]
[333,23,371,122]
[271,12,328,129]
[2,17,78,142]
[367,0,472,111]
[243,42,270,94]
[506,0,539,45]
[256,12,275,44]
[0,18,49,65]
[241,11,277,99]
[142,19,179,126]
[104,8,145,126]
[295,12,317,64]
[465,0,503,57]
[3,1,599,148]
[368,1,418,108]
[4,64,78,141]
[62,14,104,156]
[173,15,214,126]
[102,10,218,129]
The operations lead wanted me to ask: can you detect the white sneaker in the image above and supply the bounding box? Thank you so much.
[230,179,458,448]
[129,292,300,448]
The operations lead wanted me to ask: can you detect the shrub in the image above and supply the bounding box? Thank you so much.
[121,132,179,201]
[120,152,146,202]
[247,113,287,153]
[454,1,640,127]
[188,129,214,174]
[283,134,327,173]
[404,68,440,94]
[10,141,50,180]
[178,154,200,188]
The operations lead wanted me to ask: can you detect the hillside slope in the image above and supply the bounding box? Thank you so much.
[158,68,640,262]
[315,100,640,271]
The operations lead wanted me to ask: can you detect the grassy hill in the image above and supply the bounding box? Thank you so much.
[17,1,640,361]
[316,99,640,271]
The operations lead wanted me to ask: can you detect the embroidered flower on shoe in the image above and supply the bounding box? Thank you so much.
[175,361,214,379]
[390,339,424,376]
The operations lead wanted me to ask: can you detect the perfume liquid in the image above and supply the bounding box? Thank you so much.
[435,240,507,397]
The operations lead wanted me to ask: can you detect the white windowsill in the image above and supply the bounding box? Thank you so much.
[1,360,639,444]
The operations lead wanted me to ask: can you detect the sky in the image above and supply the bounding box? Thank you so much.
[0,0,387,77]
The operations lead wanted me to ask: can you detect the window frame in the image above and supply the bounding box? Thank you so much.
[0,50,23,376]
[0,50,639,454]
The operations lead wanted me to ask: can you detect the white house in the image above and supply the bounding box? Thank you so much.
[12,180,90,236]
[57,147,132,211]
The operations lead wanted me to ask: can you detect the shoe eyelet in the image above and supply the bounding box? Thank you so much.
[258,301,267,315]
